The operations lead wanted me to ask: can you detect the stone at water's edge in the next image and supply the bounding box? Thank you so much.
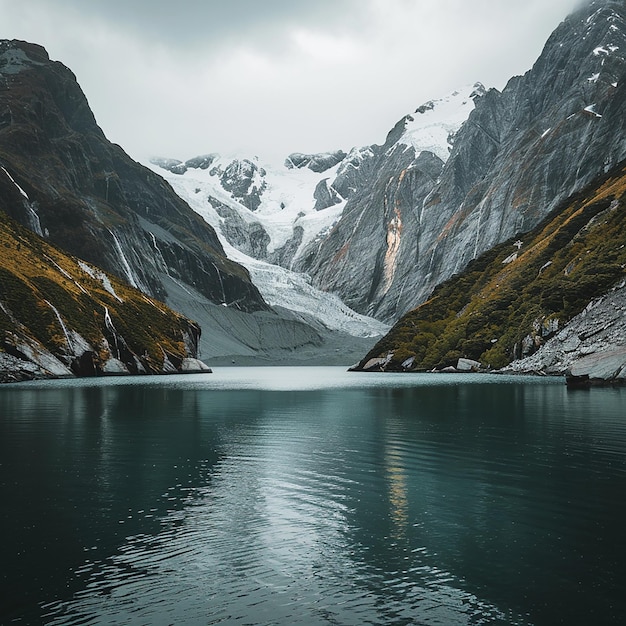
[457,358,482,372]
[567,347,626,386]
[181,358,213,373]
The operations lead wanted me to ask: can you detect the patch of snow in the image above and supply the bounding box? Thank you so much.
[584,104,603,118]
[502,253,518,265]
[588,73,601,83]
[593,46,609,56]
[541,128,552,139]
[398,84,484,162]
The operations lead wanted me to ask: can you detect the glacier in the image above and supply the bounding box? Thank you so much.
[146,158,388,339]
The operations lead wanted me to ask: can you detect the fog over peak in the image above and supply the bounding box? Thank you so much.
[1,0,583,161]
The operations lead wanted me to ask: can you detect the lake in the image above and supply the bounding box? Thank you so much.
[1,367,625,625]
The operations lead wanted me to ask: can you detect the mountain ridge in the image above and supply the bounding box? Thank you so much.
[0,208,209,382]
[291,0,626,323]
[351,156,626,381]
[0,38,382,366]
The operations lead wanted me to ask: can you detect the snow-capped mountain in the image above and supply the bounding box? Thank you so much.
[148,84,481,334]
[147,157,388,338]
[150,151,347,268]
[294,0,626,323]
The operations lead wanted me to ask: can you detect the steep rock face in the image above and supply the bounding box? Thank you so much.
[313,178,342,211]
[298,0,626,323]
[293,85,481,320]
[285,151,347,173]
[0,40,267,314]
[295,147,445,319]
[418,0,626,293]
[0,210,208,382]
[351,158,626,373]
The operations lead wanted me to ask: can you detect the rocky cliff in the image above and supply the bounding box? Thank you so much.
[0,210,209,382]
[0,39,370,365]
[0,39,267,315]
[351,158,626,380]
[295,0,626,323]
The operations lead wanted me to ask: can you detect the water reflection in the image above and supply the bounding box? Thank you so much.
[1,370,625,625]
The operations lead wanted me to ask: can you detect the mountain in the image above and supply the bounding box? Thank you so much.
[0,209,209,382]
[148,85,479,337]
[0,39,383,364]
[351,158,626,382]
[149,151,350,271]
[290,0,626,323]
[147,154,390,344]
[0,40,266,314]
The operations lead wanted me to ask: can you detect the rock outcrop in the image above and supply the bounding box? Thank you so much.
[504,280,626,385]
[0,39,267,315]
[285,151,347,174]
[0,210,209,382]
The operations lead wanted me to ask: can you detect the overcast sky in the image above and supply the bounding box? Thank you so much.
[1,0,584,163]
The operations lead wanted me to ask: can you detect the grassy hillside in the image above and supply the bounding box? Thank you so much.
[356,160,626,371]
[0,210,203,381]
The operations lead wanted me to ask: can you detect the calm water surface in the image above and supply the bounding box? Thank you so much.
[1,367,625,625]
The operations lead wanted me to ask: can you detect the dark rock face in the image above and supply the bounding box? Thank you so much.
[150,153,219,175]
[0,39,268,314]
[0,209,206,382]
[313,178,342,211]
[212,158,267,212]
[184,153,219,170]
[210,195,271,259]
[267,225,304,268]
[285,150,347,173]
[298,0,626,323]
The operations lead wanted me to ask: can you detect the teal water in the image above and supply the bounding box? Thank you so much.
[1,367,625,625]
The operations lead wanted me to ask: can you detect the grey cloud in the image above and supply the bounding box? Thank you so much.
[2,0,588,162]
[28,0,361,49]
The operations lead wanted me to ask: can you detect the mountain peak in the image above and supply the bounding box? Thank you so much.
[0,40,49,74]
[396,83,486,162]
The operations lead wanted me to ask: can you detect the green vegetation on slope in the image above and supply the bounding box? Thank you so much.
[358,161,626,371]
[0,209,201,379]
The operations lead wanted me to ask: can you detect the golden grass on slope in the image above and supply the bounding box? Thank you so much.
[360,161,626,371]
[0,210,197,373]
